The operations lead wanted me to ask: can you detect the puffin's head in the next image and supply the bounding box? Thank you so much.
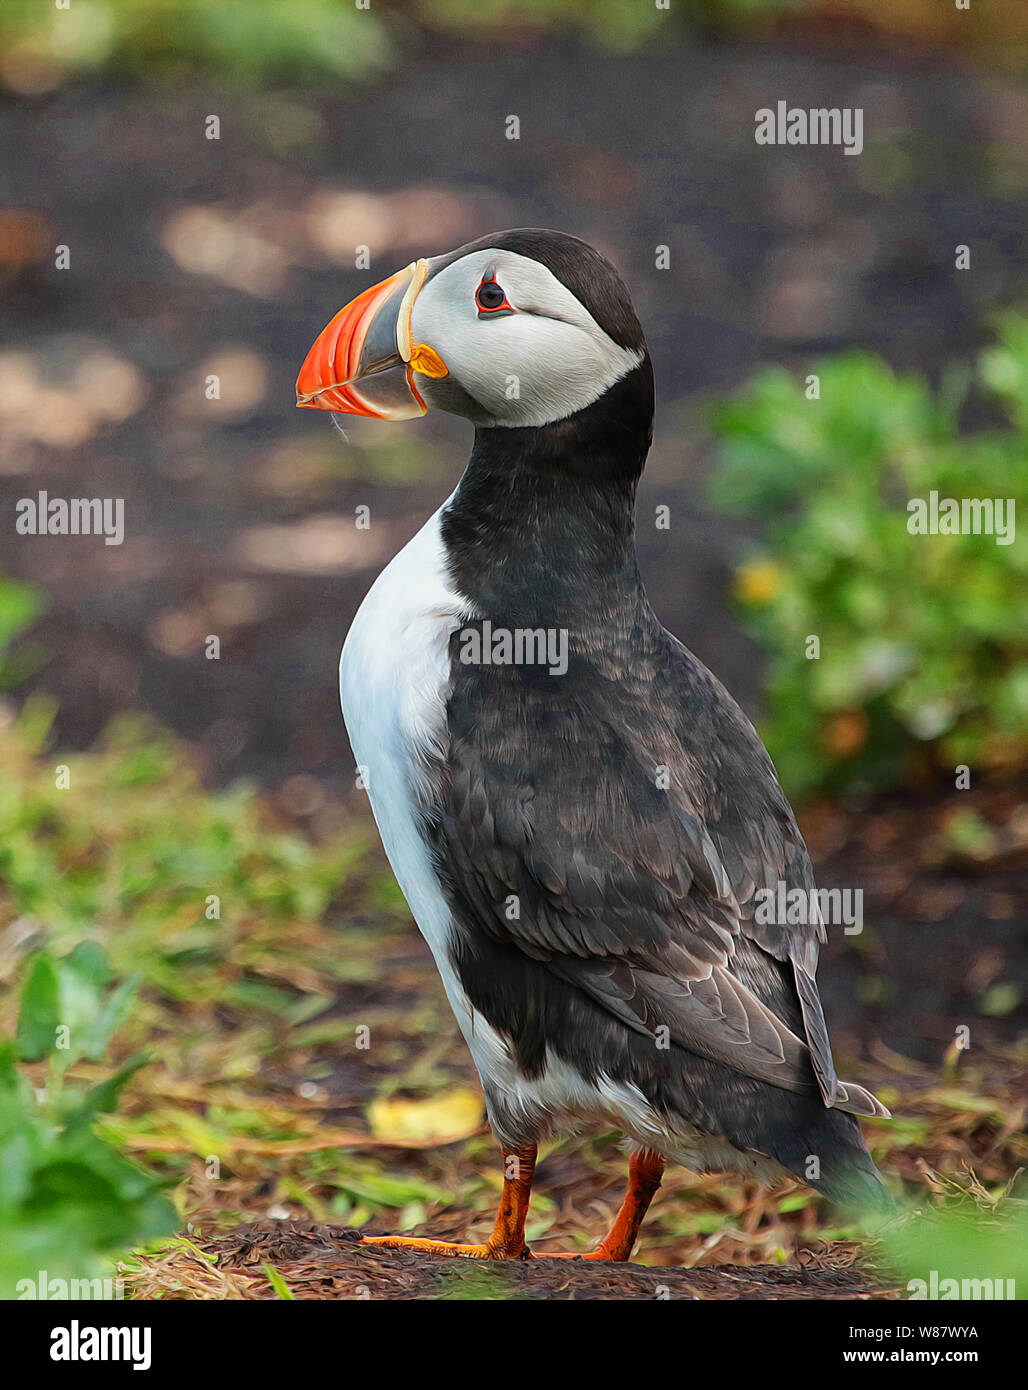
[296,229,649,430]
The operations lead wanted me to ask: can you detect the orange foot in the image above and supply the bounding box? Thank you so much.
[360,1144,536,1260]
[360,1233,526,1260]
[360,1146,665,1264]
[526,1150,666,1262]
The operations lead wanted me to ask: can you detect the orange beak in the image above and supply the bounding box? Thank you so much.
[296,259,441,420]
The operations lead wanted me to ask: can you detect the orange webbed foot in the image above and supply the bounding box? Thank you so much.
[359,1147,664,1268]
[360,1233,526,1260]
[526,1149,666,1263]
[360,1144,537,1261]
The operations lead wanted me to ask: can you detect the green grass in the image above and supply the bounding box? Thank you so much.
[0,0,391,89]
[0,696,368,989]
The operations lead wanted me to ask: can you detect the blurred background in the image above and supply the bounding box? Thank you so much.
[0,0,1025,1295]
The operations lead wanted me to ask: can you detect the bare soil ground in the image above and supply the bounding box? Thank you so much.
[130,1221,900,1300]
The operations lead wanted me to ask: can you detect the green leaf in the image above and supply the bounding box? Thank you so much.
[63,941,114,989]
[262,1262,295,1300]
[335,1171,450,1209]
[16,955,61,1062]
[67,1055,151,1130]
[82,973,142,1061]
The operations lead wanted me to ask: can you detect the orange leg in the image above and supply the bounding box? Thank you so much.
[529,1149,666,1262]
[361,1145,665,1264]
[360,1144,537,1259]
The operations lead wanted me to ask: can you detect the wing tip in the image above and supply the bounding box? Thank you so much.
[832,1080,891,1119]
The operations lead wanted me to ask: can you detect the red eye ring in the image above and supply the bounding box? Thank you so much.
[475,276,513,316]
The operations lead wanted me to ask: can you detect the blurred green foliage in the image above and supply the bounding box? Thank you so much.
[0,0,391,89]
[1,0,1021,90]
[709,316,1028,800]
[877,1197,1028,1300]
[416,0,799,50]
[0,945,177,1299]
[0,0,809,90]
[0,578,47,692]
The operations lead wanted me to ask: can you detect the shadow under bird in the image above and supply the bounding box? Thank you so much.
[296,229,890,1261]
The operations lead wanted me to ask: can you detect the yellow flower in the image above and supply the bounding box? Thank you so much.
[735,559,783,605]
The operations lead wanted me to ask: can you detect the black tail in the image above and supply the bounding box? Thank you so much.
[812,1146,893,1217]
[779,1106,892,1218]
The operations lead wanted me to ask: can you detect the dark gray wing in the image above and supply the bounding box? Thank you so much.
[437,629,886,1118]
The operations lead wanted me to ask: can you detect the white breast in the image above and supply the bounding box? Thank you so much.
[339,503,467,976]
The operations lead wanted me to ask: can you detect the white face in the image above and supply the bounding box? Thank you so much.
[409,248,643,428]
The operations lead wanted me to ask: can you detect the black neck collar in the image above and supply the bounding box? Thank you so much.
[440,360,654,624]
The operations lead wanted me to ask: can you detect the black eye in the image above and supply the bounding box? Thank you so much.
[475,279,509,313]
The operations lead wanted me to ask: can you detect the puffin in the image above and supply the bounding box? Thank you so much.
[296,229,889,1261]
